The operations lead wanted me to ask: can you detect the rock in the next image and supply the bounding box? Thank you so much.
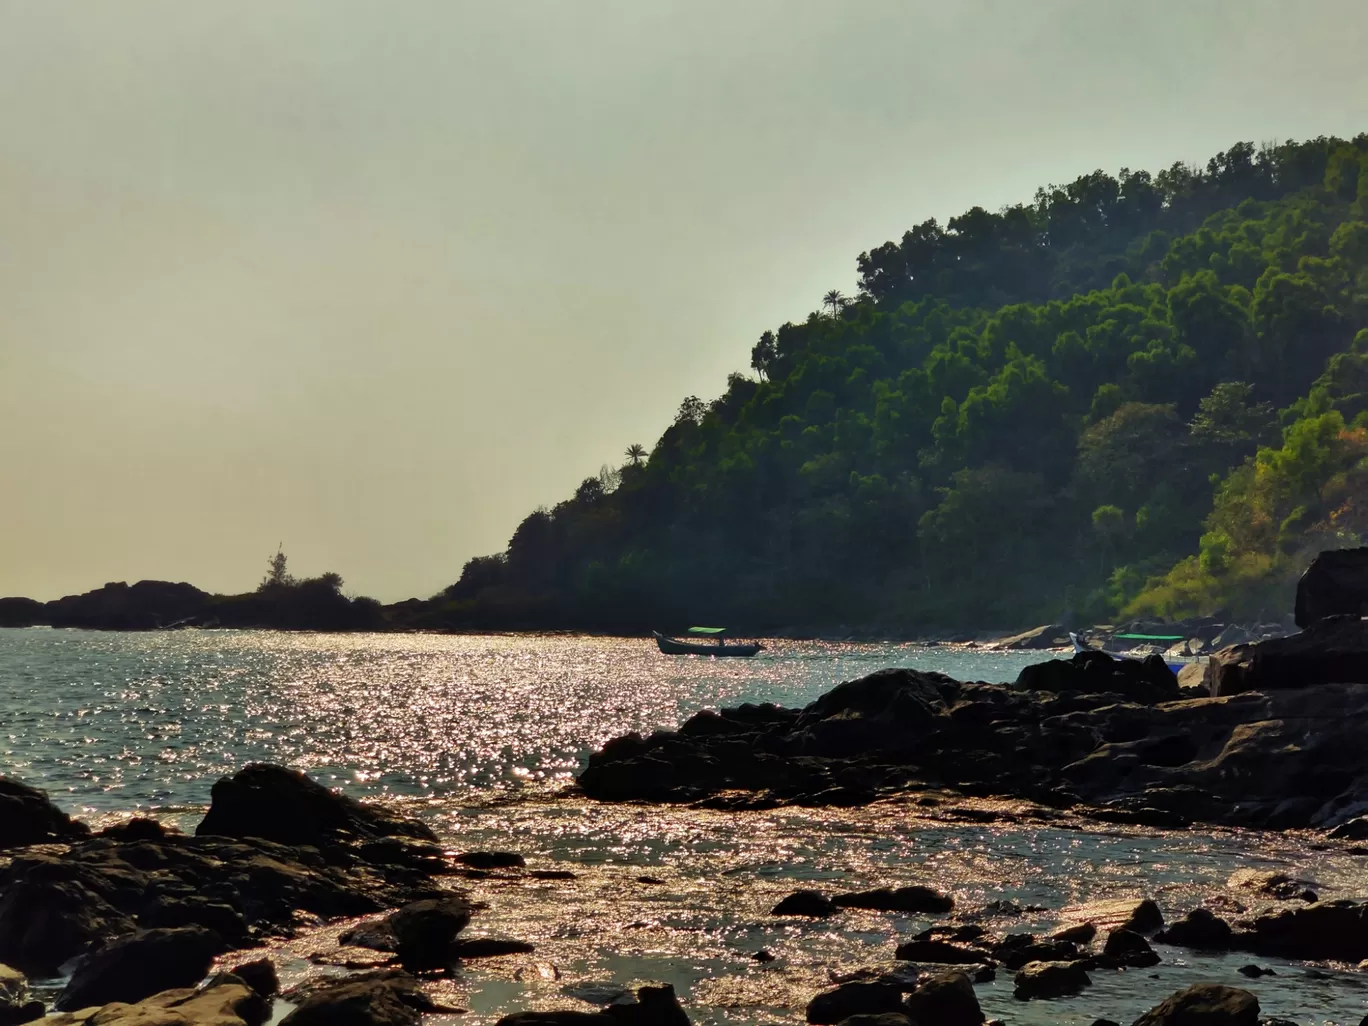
[752,949,775,963]
[1211,615,1368,696]
[1051,923,1096,944]
[454,851,526,869]
[604,984,691,1026]
[280,972,435,1026]
[1090,1020,1121,1026]
[388,895,475,970]
[1227,870,1316,902]
[226,958,279,998]
[833,887,954,914]
[1100,928,1160,968]
[1011,960,1091,1000]
[0,964,41,1026]
[995,939,1080,970]
[96,817,175,842]
[893,939,990,964]
[42,976,267,1026]
[1177,662,1209,691]
[448,937,535,958]
[44,580,211,631]
[806,983,906,1024]
[1237,965,1275,978]
[1061,898,1164,936]
[0,777,90,849]
[0,598,45,629]
[196,763,437,846]
[1016,651,1181,704]
[772,891,838,918]
[902,972,983,1026]
[1156,908,1233,950]
[54,926,226,1011]
[1295,548,1368,627]
[996,625,1071,650]
[1132,983,1259,1026]
[0,874,135,977]
[141,894,252,946]
[1240,899,1368,961]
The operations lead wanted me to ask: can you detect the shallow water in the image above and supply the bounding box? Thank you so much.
[2,629,1366,1025]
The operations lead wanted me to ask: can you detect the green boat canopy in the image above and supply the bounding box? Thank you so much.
[688,626,728,635]
[1113,632,1185,641]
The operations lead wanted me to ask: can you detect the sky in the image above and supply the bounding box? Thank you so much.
[2,1,1366,602]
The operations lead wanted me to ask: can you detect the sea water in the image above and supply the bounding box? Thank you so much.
[1,629,1365,1025]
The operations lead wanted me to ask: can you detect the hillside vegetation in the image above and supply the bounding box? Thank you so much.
[439,136,1368,632]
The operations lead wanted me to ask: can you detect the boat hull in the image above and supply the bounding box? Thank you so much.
[653,631,763,657]
[1070,632,1193,675]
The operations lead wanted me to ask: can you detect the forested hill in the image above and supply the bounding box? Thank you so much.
[434,136,1368,634]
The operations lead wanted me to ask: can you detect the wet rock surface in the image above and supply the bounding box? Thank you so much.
[1132,983,1259,1026]
[1012,959,1091,1000]
[54,925,225,1011]
[42,975,268,1026]
[0,779,91,851]
[579,634,1368,831]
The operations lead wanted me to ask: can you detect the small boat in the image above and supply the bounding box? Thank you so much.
[653,627,764,657]
[1069,631,1198,675]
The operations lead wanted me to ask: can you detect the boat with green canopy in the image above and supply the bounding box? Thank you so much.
[653,627,764,657]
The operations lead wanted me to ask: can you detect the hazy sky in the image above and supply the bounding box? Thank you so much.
[2,1,1366,602]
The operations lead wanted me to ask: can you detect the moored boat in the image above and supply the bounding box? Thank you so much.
[653,627,764,657]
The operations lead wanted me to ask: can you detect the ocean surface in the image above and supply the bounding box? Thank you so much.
[2,628,1366,1026]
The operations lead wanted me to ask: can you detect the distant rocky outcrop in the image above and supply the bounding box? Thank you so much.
[1209,614,1368,696]
[46,580,211,630]
[578,630,1368,830]
[0,599,45,629]
[1295,547,1368,627]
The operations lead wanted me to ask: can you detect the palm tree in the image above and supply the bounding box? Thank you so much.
[624,443,647,466]
[823,289,847,319]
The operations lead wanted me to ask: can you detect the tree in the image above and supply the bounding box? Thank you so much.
[260,546,292,591]
[750,330,777,380]
[822,289,848,319]
[624,443,647,466]
[675,395,706,425]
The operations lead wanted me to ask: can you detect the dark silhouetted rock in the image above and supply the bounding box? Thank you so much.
[1016,650,1180,703]
[833,887,953,914]
[1101,928,1160,967]
[0,598,45,629]
[96,817,173,842]
[1051,923,1097,944]
[1211,616,1368,696]
[197,763,437,846]
[1240,899,1368,961]
[0,777,90,850]
[455,851,526,869]
[772,891,838,918]
[1237,965,1275,978]
[1226,870,1316,902]
[604,984,691,1026]
[1012,960,1091,1000]
[902,972,983,1026]
[993,935,1080,970]
[1296,548,1368,627]
[0,875,135,976]
[54,926,225,1011]
[806,983,904,1024]
[1157,908,1233,950]
[1132,983,1259,1026]
[833,1015,912,1026]
[280,972,433,1026]
[227,958,279,998]
[388,895,475,970]
[45,580,210,631]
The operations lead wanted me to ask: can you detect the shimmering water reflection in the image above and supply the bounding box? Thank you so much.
[0,629,1039,811]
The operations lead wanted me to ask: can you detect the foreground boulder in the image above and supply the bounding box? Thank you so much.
[1238,899,1368,961]
[1012,960,1090,999]
[805,982,903,1024]
[1210,615,1368,696]
[1295,547,1368,627]
[42,976,267,1026]
[280,971,445,1026]
[196,764,438,847]
[0,765,449,976]
[772,891,837,918]
[1155,908,1232,950]
[390,896,475,970]
[1132,983,1258,1026]
[901,972,982,1026]
[1015,650,1180,704]
[0,778,90,850]
[54,926,225,1011]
